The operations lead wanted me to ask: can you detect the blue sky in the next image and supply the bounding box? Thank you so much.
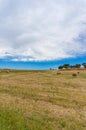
[0,0,86,69]
[0,55,86,70]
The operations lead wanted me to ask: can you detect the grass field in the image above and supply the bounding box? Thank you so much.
[0,69,86,130]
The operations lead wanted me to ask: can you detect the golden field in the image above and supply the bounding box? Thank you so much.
[0,69,86,130]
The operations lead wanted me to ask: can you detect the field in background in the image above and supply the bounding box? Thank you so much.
[0,69,86,130]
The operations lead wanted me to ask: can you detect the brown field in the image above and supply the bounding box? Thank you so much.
[0,69,86,130]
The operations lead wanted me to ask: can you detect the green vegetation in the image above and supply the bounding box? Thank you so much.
[82,63,86,68]
[0,70,86,130]
[0,108,28,130]
[58,63,86,69]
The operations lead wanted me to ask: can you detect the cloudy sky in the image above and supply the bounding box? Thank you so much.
[0,0,86,69]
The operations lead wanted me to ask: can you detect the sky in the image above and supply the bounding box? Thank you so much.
[0,0,86,69]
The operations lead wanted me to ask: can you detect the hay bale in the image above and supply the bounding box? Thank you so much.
[77,72,80,74]
[6,70,10,73]
[57,72,61,75]
[72,73,77,77]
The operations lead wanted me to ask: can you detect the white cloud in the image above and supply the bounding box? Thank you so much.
[0,0,86,61]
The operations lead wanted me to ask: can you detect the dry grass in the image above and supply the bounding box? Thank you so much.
[0,69,86,130]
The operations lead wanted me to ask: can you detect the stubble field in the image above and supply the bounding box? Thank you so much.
[0,69,86,130]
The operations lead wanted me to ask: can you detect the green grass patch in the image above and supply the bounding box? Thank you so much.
[0,108,29,130]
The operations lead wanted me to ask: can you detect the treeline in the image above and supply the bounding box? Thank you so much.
[58,63,86,69]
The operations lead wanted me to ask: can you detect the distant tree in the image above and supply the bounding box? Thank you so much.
[58,66,63,69]
[70,65,75,68]
[74,64,81,68]
[63,64,70,69]
[82,63,86,68]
